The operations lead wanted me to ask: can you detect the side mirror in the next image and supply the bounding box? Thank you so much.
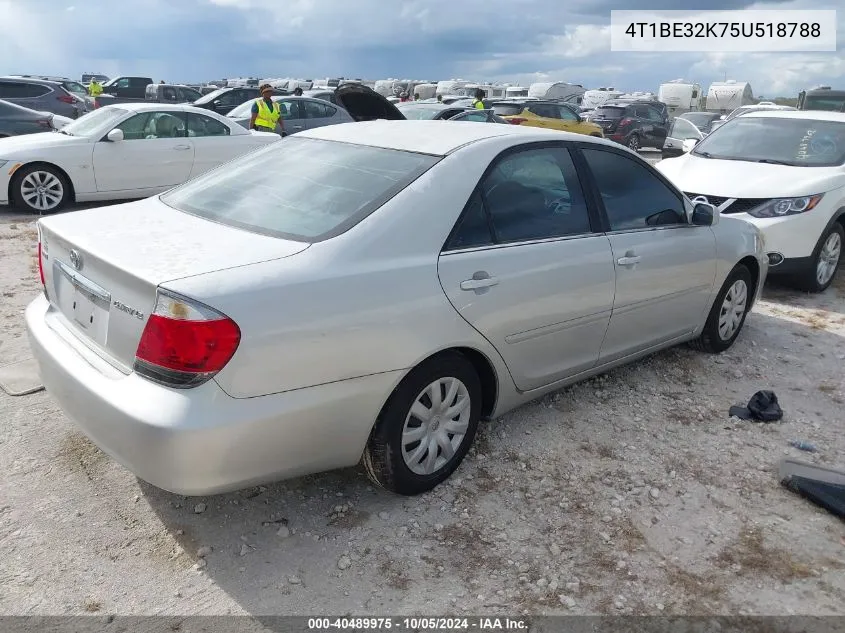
[692,202,715,226]
[106,128,124,142]
[682,138,698,152]
[212,100,221,106]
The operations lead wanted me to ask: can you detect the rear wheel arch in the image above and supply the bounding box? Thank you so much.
[738,255,761,305]
[9,161,77,206]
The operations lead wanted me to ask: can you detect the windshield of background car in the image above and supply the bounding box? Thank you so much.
[160,137,441,242]
[693,117,845,166]
[398,106,446,120]
[682,112,717,129]
[59,107,127,136]
[593,106,625,118]
[193,88,226,104]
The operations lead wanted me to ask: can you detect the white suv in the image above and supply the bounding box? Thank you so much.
[656,110,845,292]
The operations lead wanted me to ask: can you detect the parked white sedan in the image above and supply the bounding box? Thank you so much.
[0,103,279,213]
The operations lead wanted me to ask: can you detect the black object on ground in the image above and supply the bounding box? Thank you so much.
[729,390,783,422]
[780,458,845,519]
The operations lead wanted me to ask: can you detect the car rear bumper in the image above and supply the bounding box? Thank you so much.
[26,294,401,496]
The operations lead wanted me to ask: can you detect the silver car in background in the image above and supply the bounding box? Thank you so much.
[27,121,766,497]
[227,95,354,134]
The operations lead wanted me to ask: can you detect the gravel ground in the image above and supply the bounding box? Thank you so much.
[1,180,844,616]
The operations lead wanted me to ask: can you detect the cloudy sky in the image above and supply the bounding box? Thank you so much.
[1,0,842,97]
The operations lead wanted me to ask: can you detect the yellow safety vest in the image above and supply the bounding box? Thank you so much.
[255,99,281,129]
[473,99,485,110]
[89,83,102,96]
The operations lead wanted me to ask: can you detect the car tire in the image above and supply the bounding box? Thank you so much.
[11,164,70,214]
[626,134,640,151]
[690,264,753,354]
[362,351,482,496]
[792,222,843,293]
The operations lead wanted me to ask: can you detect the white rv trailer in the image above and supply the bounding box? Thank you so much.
[705,80,754,112]
[488,84,509,99]
[413,83,438,100]
[373,79,397,97]
[436,79,470,97]
[581,87,623,110]
[658,79,702,117]
[505,86,529,98]
[528,82,586,105]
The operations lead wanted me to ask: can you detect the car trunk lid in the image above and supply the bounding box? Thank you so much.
[333,84,406,121]
[38,196,309,373]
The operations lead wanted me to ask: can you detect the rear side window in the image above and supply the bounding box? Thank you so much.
[0,82,49,98]
[447,147,591,248]
[304,101,336,119]
[161,137,440,241]
[594,106,624,118]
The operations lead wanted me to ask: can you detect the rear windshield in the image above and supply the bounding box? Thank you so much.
[593,106,625,118]
[491,104,525,116]
[160,137,440,241]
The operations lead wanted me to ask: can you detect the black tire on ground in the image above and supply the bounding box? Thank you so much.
[791,222,844,293]
[10,164,70,214]
[362,351,482,496]
[627,134,640,151]
[690,264,753,354]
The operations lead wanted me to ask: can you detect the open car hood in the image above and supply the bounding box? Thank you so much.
[334,84,406,121]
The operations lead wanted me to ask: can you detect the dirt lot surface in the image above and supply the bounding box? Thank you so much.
[1,191,844,617]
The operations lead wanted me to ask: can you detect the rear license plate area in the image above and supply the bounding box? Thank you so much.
[53,261,111,347]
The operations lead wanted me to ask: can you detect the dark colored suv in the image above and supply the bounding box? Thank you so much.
[590,100,670,151]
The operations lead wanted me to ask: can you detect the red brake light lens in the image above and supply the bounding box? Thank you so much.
[508,117,526,125]
[36,118,52,129]
[134,291,241,389]
[57,94,75,104]
[37,240,45,288]
[619,118,634,127]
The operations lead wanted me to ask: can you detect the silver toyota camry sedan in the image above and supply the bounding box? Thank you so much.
[26,120,768,496]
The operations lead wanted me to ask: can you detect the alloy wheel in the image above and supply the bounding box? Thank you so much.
[816,231,842,287]
[21,171,64,212]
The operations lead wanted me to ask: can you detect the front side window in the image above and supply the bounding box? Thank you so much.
[161,137,439,241]
[693,117,845,166]
[448,146,591,248]
[116,111,186,140]
[187,113,230,137]
[582,148,686,231]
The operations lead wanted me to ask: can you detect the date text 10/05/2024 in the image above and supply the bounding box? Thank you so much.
[307,617,529,630]
[624,22,820,39]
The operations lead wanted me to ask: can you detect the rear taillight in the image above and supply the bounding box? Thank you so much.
[35,118,52,129]
[57,94,75,104]
[134,290,241,389]
[618,118,634,127]
[508,117,526,125]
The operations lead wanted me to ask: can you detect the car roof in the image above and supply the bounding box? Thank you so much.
[740,110,845,122]
[297,119,619,155]
[0,75,62,87]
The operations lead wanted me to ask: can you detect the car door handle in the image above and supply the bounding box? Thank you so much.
[172,145,191,150]
[460,276,499,291]
[616,254,641,267]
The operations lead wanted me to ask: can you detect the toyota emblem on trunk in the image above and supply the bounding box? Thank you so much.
[69,249,82,271]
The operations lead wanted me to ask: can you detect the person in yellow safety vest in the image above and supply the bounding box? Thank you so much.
[249,84,284,135]
[472,88,486,109]
[88,80,103,97]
